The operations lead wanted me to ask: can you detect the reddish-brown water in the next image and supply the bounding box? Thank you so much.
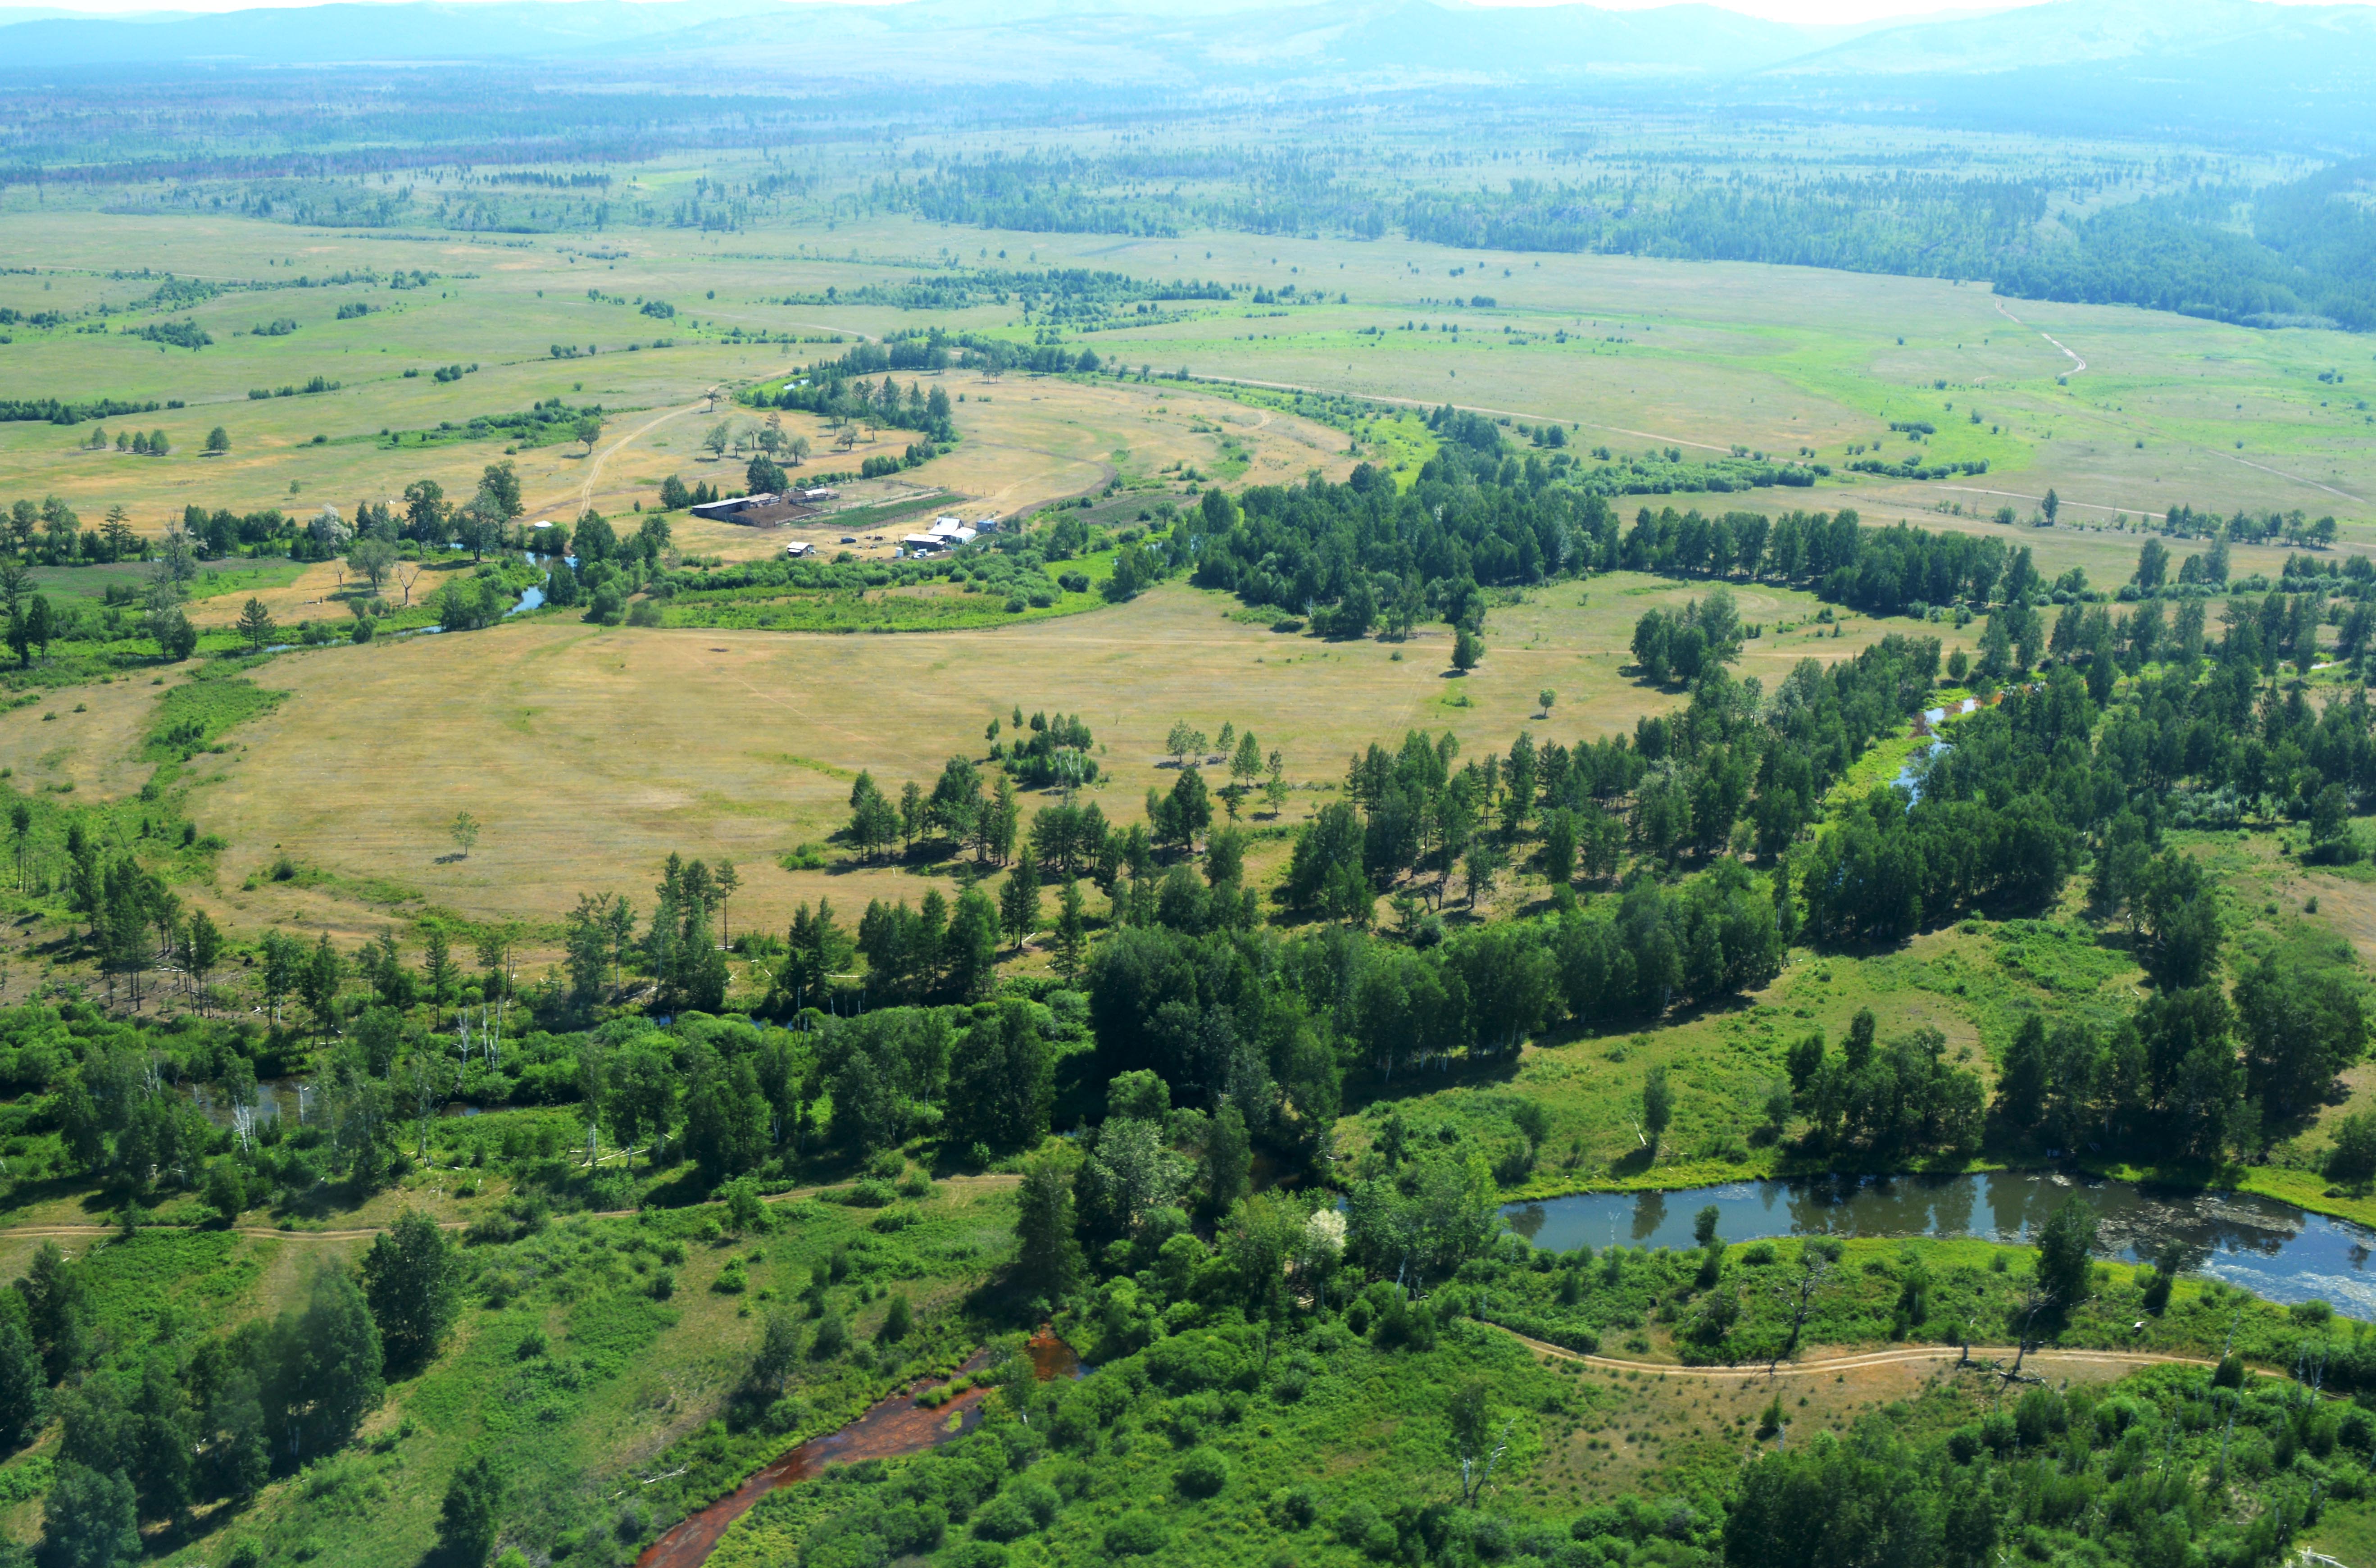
[636,1332,1079,1568]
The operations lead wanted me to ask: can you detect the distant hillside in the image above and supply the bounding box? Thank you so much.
[7,0,2376,120]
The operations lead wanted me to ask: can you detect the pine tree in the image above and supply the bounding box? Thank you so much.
[999,850,1042,950]
[1053,879,1087,983]
[234,596,274,652]
[423,924,455,1000]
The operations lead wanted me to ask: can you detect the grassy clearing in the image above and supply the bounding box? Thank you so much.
[0,571,1961,951]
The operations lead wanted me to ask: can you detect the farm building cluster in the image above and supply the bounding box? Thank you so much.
[687,486,841,528]
[898,514,1001,557]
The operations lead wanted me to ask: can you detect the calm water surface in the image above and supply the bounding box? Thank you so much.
[1505,1172,2376,1318]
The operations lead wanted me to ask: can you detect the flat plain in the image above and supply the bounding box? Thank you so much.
[2,196,2370,560]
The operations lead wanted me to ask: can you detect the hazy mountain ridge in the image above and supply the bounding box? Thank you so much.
[5,0,2376,144]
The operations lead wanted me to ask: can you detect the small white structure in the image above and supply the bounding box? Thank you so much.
[928,519,978,547]
[785,540,815,557]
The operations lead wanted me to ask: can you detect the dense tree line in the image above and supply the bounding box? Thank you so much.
[1184,427,2058,644]
[1401,173,2042,282]
[867,147,2376,340]
[768,265,1232,316]
[1998,166,2376,332]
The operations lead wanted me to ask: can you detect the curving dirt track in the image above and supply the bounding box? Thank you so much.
[1500,1325,2236,1382]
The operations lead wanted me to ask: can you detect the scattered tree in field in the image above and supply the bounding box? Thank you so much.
[436,1453,504,1568]
[479,460,522,522]
[204,427,230,454]
[1640,1065,1672,1156]
[574,414,603,454]
[721,1177,768,1235]
[277,1264,385,1460]
[846,773,900,861]
[1452,627,1484,671]
[148,605,196,662]
[345,536,397,595]
[2032,1197,2097,1322]
[714,858,740,948]
[235,597,275,652]
[361,1210,459,1374]
[1537,688,1556,718]
[1449,1379,1515,1507]
[1228,729,1263,794]
[449,812,481,859]
[1000,850,1042,948]
[100,506,136,562]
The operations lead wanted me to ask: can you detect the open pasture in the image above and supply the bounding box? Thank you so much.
[0,572,1964,945]
[0,200,2369,574]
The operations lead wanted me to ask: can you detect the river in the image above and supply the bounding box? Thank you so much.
[1504,1171,2376,1318]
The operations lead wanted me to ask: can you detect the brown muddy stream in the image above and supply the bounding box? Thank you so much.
[636,1332,1083,1568]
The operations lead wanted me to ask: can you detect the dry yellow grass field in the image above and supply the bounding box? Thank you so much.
[0,571,1971,948]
